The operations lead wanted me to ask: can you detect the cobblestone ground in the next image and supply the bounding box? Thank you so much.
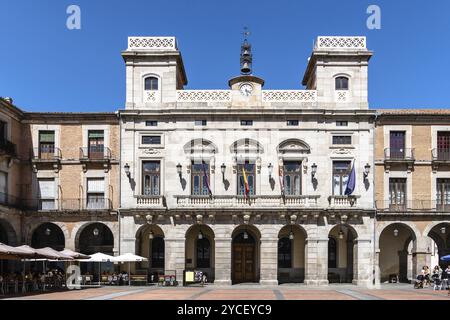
[2,284,450,300]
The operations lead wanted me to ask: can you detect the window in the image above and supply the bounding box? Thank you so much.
[142,135,161,145]
[332,161,351,195]
[332,136,352,145]
[278,237,292,268]
[328,237,337,268]
[195,120,207,126]
[145,121,158,127]
[39,131,55,159]
[0,121,7,142]
[86,178,105,209]
[283,161,301,196]
[38,178,55,210]
[191,161,210,196]
[437,179,450,210]
[237,161,256,195]
[144,77,158,91]
[389,178,406,209]
[389,131,406,159]
[88,130,104,159]
[196,238,211,268]
[437,132,450,160]
[336,121,348,127]
[240,120,253,126]
[0,172,7,204]
[142,161,160,196]
[151,237,164,268]
[287,120,299,126]
[335,77,349,90]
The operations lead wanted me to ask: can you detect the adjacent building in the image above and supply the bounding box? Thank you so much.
[0,35,448,286]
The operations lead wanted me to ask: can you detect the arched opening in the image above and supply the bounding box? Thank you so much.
[144,76,159,91]
[379,223,416,283]
[231,225,260,284]
[277,225,307,284]
[185,225,215,282]
[0,219,16,274]
[31,222,65,251]
[0,220,11,245]
[328,224,357,283]
[78,223,114,255]
[335,76,349,90]
[427,223,450,269]
[135,224,165,282]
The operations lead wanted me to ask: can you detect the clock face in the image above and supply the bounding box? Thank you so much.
[239,83,253,97]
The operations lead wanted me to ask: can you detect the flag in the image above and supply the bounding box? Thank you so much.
[278,164,285,196]
[344,161,356,196]
[242,166,250,198]
[201,161,212,196]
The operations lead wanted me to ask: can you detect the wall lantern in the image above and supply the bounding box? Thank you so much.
[93,228,99,237]
[364,163,371,179]
[124,163,131,178]
[176,163,182,179]
[221,163,226,181]
[45,228,51,236]
[441,226,446,234]
[243,231,249,240]
[338,230,344,240]
[268,163,274,179]
[311,163,317,178]
[198,230,204,240]
[148,231,154,240]
[393,229,399,237]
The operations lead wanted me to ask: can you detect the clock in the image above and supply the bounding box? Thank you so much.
[239,83,253,97]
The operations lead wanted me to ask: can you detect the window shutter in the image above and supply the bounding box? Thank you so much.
[87,178,104,192]
[39,132,55,143]
[38,179,55,198]
[88,131,104,139]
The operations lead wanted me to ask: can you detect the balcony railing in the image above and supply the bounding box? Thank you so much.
[0,139,16,157]
[384,148,415,161]
[175,195,320,208]
[376,200,450,212]
[136,195,165,207]
[80,146,112,161]
[328,195,360,207]
[31,147,62,161]
[432,148,450,161]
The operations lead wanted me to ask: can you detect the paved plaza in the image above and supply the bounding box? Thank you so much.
[2,284,450,301]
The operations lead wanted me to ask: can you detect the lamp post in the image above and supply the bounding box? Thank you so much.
[268,163,273,179]
[221,163,226,181]
[311,163,317,179]
[124,163,131,178]
[176,163,182,180]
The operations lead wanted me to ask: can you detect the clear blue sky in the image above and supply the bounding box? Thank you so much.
[1,0,449,112]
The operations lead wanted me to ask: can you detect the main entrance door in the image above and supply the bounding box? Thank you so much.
[232,232,256,284]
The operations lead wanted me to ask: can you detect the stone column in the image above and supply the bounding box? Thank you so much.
[165,237,185,282]
[304,238,329,285]
[374,249,381,287]
[214,237,232,286]
[260,237,278,286]
[352,238,373,287]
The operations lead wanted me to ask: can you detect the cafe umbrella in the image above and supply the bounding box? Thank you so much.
[78,252,115,285]
[440,254,450,262]
[112,253,148,286]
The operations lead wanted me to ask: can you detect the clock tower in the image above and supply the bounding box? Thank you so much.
[229,29,265,107]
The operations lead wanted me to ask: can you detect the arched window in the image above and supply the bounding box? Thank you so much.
[328,237,337,268]
[278,237,292,268]
[145,77,159,91]
[196,238,211,268]
[335,77,349,90]
[151,237,165,268]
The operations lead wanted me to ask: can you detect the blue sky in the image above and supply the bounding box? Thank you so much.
[0,0,449,112]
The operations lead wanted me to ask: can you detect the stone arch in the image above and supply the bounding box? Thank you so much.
[185,224,215,282]
[30,222,66,251]
[424,222,450,268]
[277,224,307,283]
[135,224,165,281]
[377,221,420,246]
[0,218,18,246]
[183,138,218,155]
[230,138,264,154]
[231,224,261,284]
[28,221,69,247]
[327,224,358,283]
[75,222,114,255]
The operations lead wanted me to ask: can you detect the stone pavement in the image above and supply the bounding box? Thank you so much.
[2,284,450,301]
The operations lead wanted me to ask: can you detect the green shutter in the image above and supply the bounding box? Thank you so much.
[39,132,55,143]
[88,131,104,139]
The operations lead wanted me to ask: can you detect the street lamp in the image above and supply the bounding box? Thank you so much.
[441,226,446,234]
[45,228,51,236]
[243,231,248,240]
[338,230,344,240]
[311,163,317,178]
[148,231,154,240]
[124,163,131,178]
[93,228,99,237]
[176,163,182,179]
[393,229,399,237]
[268,163,273,179]
[198,230,204,240]
[364,163,371,178]
[221,163,226,181]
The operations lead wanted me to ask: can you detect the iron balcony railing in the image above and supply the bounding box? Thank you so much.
[376,200,450,212]
[0,139,16,157]
[17,198,112,211]
[31,146,62,161]
[431,148,450,161]
[79,146,112,161]
[384,148,415,161]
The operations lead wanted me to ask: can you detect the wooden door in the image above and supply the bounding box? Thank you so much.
[233,243,255,283]
[390,131,405,159]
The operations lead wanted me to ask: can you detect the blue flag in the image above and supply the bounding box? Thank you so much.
[344,161,356,196]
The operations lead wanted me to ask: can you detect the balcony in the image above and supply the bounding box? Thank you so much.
[328,195,360,208]
[21,198,112,212]
[136,195,166,208]
[0,139,16,157]
[376,200,450,214]
[80,146,112,172]
[432,149,450,170]
[383,148,415,171]
[174,195,320,209]
[31,147,62,172]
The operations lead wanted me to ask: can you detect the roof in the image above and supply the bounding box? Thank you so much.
[377,109,450,115]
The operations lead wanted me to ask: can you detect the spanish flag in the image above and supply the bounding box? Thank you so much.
[242,167,250,198]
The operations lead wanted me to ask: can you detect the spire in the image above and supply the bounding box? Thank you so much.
[240,27,252,75]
